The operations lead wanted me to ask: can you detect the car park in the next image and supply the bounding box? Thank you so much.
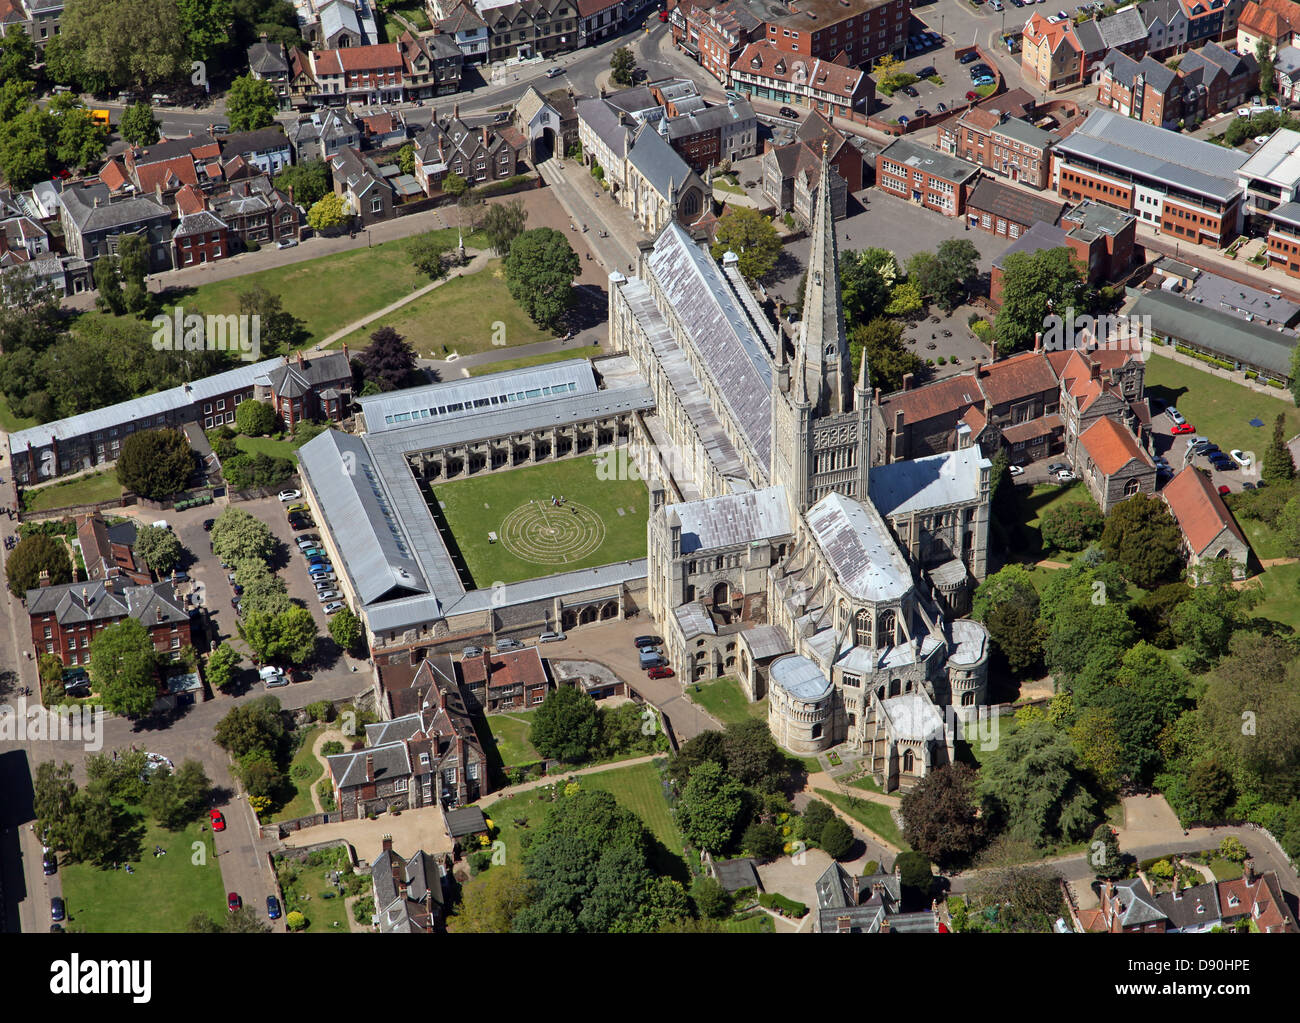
[314,579,335,592]
[278,490,302,502]
[918,65,937,78]
[296,535,320,547]
[1218,484,1232,495]
[323,601,345,615]
[901,84,920,98]
[914,107,930,117]
[936,102,948,113]
[210,809,225,832]
[308,570,335,582]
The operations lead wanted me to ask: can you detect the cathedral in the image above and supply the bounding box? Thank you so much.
[613,143,991,793]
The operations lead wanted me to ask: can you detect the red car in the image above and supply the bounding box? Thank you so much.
[210,809,225,832]
[658,9,668,20]
[1218,485,1231,495]
[647,666,675,679]
[965,90,979,101]
[1171,422,1195,435]
[227,892,241,913]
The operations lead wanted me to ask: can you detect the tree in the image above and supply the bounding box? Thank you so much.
[819,816,854,859]
[441,171,468,198]
[968,865,1065,932]
[720,719,785,790]
[848,317,923,395]
[978,720,1100,847]
[60,0,187,90]
[529,685,600,762]
[188,907,272,933]
[409,232,451,280]
[1182,757,1235,822]
[225,73,277,132]
[233,559,290,617]
[1040,501,1104,552]
[453,863,536,932]
[741,821,784,863]
[610,46,635,86]
[1069,706,1125,789]
[971,565,1043,676]
[838,247,897,328]
[119,101,161,146]
[328,607,363,653]
[210,506,277,565]
[116,233,152,314]
[94,254,126,315]
[1100,492,1184,589]
[307,192,350,231]
[1263,412,1296,486]
[1090,823,1124,880]
[357,325,417,392]
[674,760,746,854]
[482,198,528,256]
[143,759,210,829]
[1169,563,1256,671]
[33,762,78,847]
[396,141,415,175]
[214,695,285,760]
[115,427,194,499]
[710,206,781,283]
[239,605,318,665]
[907,238,980,312]
[1258,36,1277,103]
[234,397,279,436]
[690,874,732,918]
[993,247,1090,354]
[237,285,307,356]
[0,24,35,85]
[667,729,727,788]
[61,786,117,865]
[53,103,108,171]
[134,523,183,575]
[503,227,580,331]
[893,850,933,903]
[273,160,329,208]
[0,105,54,189]
[5,533,73,596]
[900,764,985,868]
[89,618,160,718]
[205,643,242,689]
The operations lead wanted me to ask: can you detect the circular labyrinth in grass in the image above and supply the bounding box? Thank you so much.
[499,500,606,565]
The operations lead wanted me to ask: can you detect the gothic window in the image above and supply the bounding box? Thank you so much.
[877,609,896,648]
[1124,477,1141,495]
[889,678,901,697]
[854,607,870,645]
[902,748,915,772]
[812,722,823,739]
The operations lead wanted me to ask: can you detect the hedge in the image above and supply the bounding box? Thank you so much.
[1174,344,1234,371]
[759,893,808,917]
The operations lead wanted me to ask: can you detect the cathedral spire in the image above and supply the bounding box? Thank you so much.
[797,138,852,417]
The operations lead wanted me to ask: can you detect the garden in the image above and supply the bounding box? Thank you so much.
[272,844,368,933]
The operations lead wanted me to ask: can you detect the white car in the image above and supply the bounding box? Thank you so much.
[1230,449,1253,468]
[1008,464,1025,476]
[316,589,340,602]
[1055,469,1077,482]
[323,601,345,615]
[278,489,302,502]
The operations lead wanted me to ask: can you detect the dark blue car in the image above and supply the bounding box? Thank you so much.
[267,895,282,920]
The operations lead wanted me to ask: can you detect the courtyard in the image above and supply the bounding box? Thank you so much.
[429,455,649,588]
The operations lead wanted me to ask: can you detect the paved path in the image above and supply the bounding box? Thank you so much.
[316,247,494,348]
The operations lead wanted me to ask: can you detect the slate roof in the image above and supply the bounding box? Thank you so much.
[26,578,189,627]
[173,210,227,238]
[741,624,792,661]
[248,41,289,76]
[868,447,989,518]
[60,185,170,234]
[713,858,761,893]
[1154,882,1222,930]
[445,805,488,838]
[666,486,791,553]
[1112,878,1167,927]
[626,120,693,199]
[804,492,912,603]
[967,178,1068,229]
[327,740,411,790]
[576,96,633,154]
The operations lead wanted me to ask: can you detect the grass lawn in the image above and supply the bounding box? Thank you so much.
[269,726,324,824]
[1005,481,1097,561]
[1243,560,1300,630]
[59,806,224,932]
[272,849,355,933]
[0,393,37,432]
[1210,857,1243,881]
[723,910,775,932]
[236,433,307,466]
[333,260,553,358]
[485,711,541,768]
[712,177,746,196]
[975,83,997,97]
[815,788,906,848]
[1146,352,1300,459]
[959,715,1018,769]
[141,229,488,345]
[849,775,883,794]
[467,347,598,377]
[684,676,766,727]
[430,456,649,587]
[22,471,122,513]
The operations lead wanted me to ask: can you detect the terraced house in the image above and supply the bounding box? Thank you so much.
[476,0,580,62]
[412,106,526,193]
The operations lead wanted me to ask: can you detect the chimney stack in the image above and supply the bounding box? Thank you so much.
[342,341,350,361]
[453,102,459,119]
[902,373,914,391]
[38,569,51,588]
[1034,331,1042,353]
[1090,360,1101,381]
[381,834,392,853]
[1244,858,1257,886]
[365,752,375,782]
[297,350,305,368]
[81,586,88,606]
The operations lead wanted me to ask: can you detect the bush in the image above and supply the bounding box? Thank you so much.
[352,894,375,925]
[320,740,344,757]
[820,817,854,859]
[758,892,808,917]
[742,821,784,863]
[691,874,732,918]
[285,910,306,931]
[305,700,334,723]
[1040,501,1105,552]
[862,860,880,876]
[467,850,493,875]
[800,799,834,842]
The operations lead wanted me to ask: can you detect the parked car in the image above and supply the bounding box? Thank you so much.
[300,546,325,558]
[51,897,65,922]
[647,666,675,679]
[960,51,979,63]
[1008,464,1025,476]
[1171,422,1195,435]
[296,535,320,547]
[497,638,523,651]
[779,106,799,118]
[289,518,314,531]
[314,579,335,591]
[1166,406,1186,424]
[276,238,298,249]
[210,809,225,832]
[308,570,335,583]
[1218,484,1232,495]
[936,102,948,113]
[1047,462,1069,475]
[897,115,910,125]
[211,123,229,133]
[463,646,483,658]
[539,631,566,642]
[1055,469,1077,482]
[965,90,979,101]
[546,66,564,78]
[323,601,345,615]
[914,108,930,118]
[972,74,995,86]
[202,518,215,531]
[635,635,664,647]
[227,892,241,913]
[918,66,937,78]
[1243,481,1257,490]
[43,852,57,875]
[1230,449,1253,468]
[278,489,302,502]
[901,84,920,98]
[285,502,308,514]
[267,895,282,920]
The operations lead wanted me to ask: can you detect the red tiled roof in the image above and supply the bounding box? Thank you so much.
[1022,12,1081,55]
[458,648,547,690]
[328,43,403,73]
[879,372,983,426]
[1162,466,1247,556]
[174,183,207,215]
[1079,415,1150,476]
[99,159,130,191]
[977,350,1060,407]
[735,42,864,100]
[1216,873,1299,932]
[135,155,197,193]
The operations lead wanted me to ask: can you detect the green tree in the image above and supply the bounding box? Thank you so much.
[119,100,161,145]
[971,565,1043,676]
[907,238,980,312]
[720,718,785,790]
[134,523,183,575]
[237,285,307,356]
[52,102,108,171]
[0,25,36,85]
[1089,822,1124,880]
[674,759,746,854]
[741,821,784,863]
[452,863,536,932]
[1169,563,1256,671]
[116,233,152,314]
[238,605,318,665]
[528,685,600,762]
[900,764,985,869]
[1040,501,1104,552]
[409,231,450,280]
[441,171,468,197]
[894,850,933,902]
[610,46,635,86]
[978,720,1099,847]
[1258,36,1277,103]
[710,206,781,282]
[1100,492,1184,589]
[839,247,896,327]
[273,160,329,207]
[1182,757,1236,822]
[503,227,580,331]
[667,729,727,788]
[60,0,187,90]
[89,618,160,718]
[993,247,1090,354]
[143,758,211,829]
[1070,706,1125,789]
[307,192,350,231]
[177,0,232,62]
[968,865,1065,932]
[1263,412,1296,486]
[234,397,279,436]
[0,106,54,189]
[61,786,117,865]
[115,427,194,499]
[819,816,854,859]
[33,761,78,848]
[205,643,242,689]
[5,533,73,596]
[328,607,363,653]
[690,874,732,918]
[225,73,277,131]
[396,142,415,175]
[848,317,923,394]
[210,506,277,565]
[884,280,922,316]
[1038,561,1136,701]
[357,325,417,392]
[214,694,285,760]
[481,197,528,255]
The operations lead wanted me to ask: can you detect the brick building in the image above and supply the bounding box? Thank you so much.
[27,576,192,668]
[458,646,552,712]
[965,178,1069,240]
[875,138,979,218]
[937,104,1056,189]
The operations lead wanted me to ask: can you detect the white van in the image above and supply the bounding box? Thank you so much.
[151,519,171,531]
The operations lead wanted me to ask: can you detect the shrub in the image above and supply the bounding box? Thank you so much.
[800,799,834,842]
[742,821,784,863]
[758,892,808,917]
[691,875,732,918]
[286,910,307,931]
[467,849,493,875]
[1040,501,1104,552]
[290,762,315,781]
[1218,836,1248,863]
[820,817,855,859]
[321,740,344,757]
[862,860,880,876]
[305,700,334,723]
[352,894,375,925]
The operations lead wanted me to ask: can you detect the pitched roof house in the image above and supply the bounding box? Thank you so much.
[1161,465,1251,580]
[370,836,446,932]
